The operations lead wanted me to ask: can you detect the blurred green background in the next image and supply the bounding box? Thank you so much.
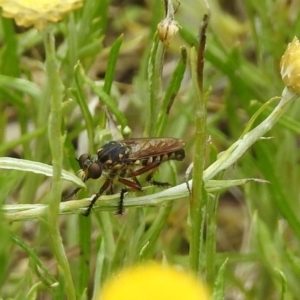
[1,0,300,299]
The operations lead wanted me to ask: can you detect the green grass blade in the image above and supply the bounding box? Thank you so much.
[103,34,123,94]
[0,157,85,187]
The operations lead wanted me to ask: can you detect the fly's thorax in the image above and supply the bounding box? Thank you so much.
[97,141,131,166]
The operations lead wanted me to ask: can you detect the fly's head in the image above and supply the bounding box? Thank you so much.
[77,154,102,182]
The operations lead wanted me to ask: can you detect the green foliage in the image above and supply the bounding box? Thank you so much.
[1,0,300,299]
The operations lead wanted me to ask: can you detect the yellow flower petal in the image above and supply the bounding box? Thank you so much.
[280,36,300,94]
[100,263,210,300]
[0,0,83,30]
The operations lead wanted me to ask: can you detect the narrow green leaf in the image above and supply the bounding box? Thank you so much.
[75,63,127,129]
[104,34,123,94]
[0,125,47,155]
[74,63,95,152]
[274,269,287,300]
[0,75,42,100]
[10,232,57,286]
[206,178,269,192]
[252,214,281,272]
[157,46,187,135]
[0,157,85,187]
[212,258,228,300]
[146,32,163,136]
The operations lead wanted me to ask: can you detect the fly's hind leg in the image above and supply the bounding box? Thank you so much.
[117,177,142,214]
[145,169,172,188]
[130,162,172,188]
[116,188,128,215]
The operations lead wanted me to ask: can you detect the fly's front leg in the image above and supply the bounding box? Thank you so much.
[83,179,111,217]
[62,187,82,201]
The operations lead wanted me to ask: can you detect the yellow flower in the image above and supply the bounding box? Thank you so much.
[280,36,300,94]
[0,0,83,30]
[100,263,210,300]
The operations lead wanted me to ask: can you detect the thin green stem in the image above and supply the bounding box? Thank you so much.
[203,87,298,181]
[94,212,116,285]
[78,216,91,297]
[2,178,266,222]
[145,33,164,136]
[189,47,207,275]
[44,29,75,300]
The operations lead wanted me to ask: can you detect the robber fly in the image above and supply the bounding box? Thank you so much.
[64,137,185,216]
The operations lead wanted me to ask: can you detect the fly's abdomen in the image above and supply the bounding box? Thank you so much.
[136,149,185,166]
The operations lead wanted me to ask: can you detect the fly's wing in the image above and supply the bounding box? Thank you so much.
[104,107,124,140]
[121,138,185,160]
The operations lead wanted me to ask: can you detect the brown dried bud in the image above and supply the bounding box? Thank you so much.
[157,18,180,46]
[280,37,300,94]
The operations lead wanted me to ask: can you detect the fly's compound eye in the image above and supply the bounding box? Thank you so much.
[77,154,102,179]
[88,162,102,179]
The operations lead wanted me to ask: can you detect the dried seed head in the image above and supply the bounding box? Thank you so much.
[157,18,180,46]
[280,36,300,94]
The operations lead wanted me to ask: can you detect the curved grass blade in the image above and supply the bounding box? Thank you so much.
[0,157,85,188]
